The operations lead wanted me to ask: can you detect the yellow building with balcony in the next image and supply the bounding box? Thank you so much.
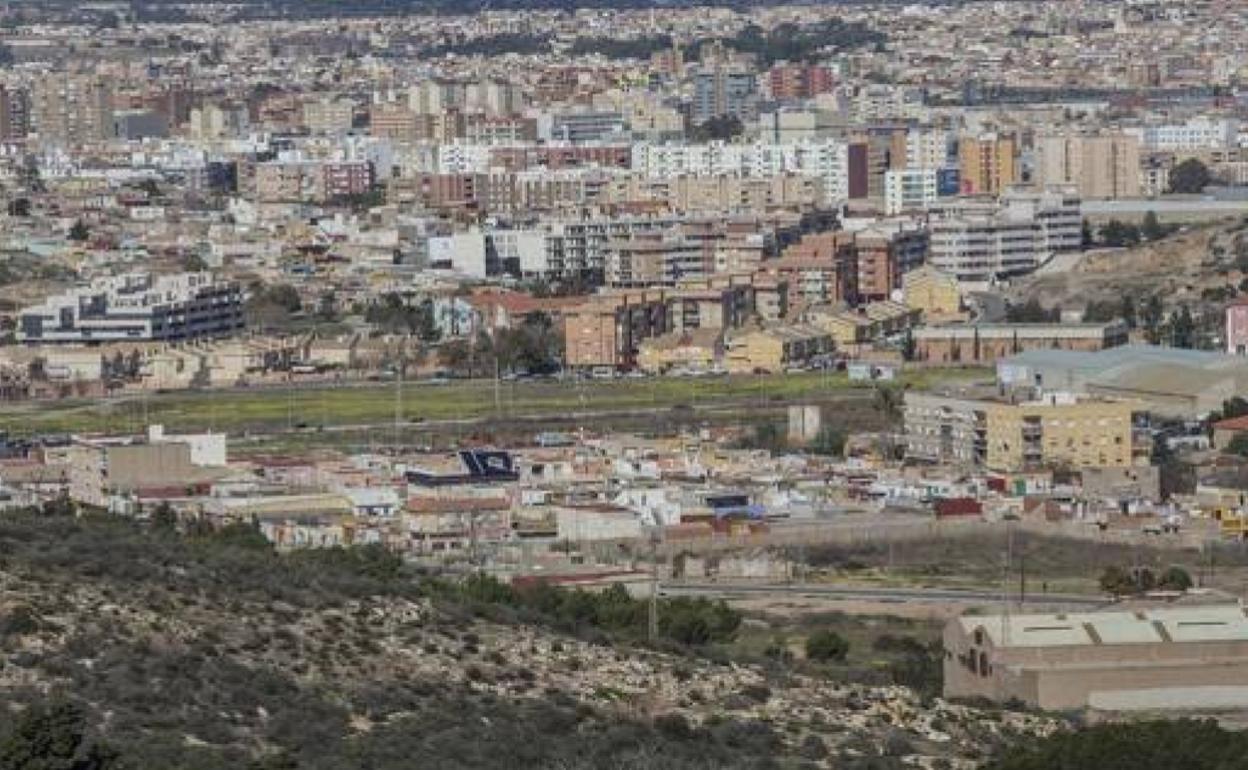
[983,395,1136,472]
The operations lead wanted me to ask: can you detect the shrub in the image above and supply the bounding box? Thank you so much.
[1158,566,1193,592]
[0,604,42,637]
[805,630,850,662]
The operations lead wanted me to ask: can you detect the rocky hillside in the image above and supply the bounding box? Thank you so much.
[1011,217,1248,314]
[0,511,1058,769]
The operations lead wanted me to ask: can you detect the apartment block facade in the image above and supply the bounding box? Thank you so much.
[905,390,1137,471]
[18,273,244,345]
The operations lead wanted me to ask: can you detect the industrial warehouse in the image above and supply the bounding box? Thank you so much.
[944,604,1248,711]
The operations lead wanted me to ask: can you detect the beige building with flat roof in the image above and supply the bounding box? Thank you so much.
[945,605,1248,710]
[1036,131,1141,199]
[905,390,1142,471]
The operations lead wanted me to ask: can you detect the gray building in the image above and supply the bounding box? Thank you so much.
[113,110,169,140]
[691,66,759,124]
[997,345,1248,419]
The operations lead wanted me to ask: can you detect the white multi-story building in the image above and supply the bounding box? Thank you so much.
[434,144,495,174]
[631,139,849,203]
[905,127,952,169]
[884,168,939,214]
[1126,117,1238,152]
[17,273,244,344]
[928,188,1081,286]
[427,232,489,278]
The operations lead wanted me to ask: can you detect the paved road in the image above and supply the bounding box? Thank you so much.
[661,581,1109,607]
[966,291,1007,323]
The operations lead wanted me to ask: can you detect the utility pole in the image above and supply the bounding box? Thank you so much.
[493,354,501,417]
[1018,548,1026,605]
[648,529,660,643]
[393,349,402,449]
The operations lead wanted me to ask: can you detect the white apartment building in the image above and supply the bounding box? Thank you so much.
[928,188,1081,286]
[434,144,495,174]
[427,232,489,278]
[631,139,849,202]
[1125,116,1238,152]
[905,127,952,169]
[884,168,939,214]
[17,273,244,344]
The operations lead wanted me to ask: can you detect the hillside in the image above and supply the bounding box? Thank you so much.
[0,509,1058,769]
[1010,217,1248,315]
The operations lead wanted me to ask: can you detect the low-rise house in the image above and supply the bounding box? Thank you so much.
[636,328,723,374]
[902,265,963,321]
[723,323,833,374]
[1213,415,1248,451]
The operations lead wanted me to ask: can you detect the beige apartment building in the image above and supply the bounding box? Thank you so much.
[303,96,356,135]
[1036,131,1141,199]
[563,276,769,370]
[31,74,113,146]
[982,394,1135,471]
[905,390,1140,471]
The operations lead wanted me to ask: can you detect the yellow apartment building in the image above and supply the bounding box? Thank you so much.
[983,395,1136,471]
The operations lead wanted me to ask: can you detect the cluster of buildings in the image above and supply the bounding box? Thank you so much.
[0,2,1241,387]
[0,0,1246,724]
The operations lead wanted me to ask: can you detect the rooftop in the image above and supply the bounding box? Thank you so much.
[960,605,1248,649]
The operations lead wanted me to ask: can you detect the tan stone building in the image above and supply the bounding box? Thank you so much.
[636,328,723,374]
[945,605,1248,710]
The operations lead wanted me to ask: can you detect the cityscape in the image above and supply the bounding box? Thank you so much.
[1,0,1248,768]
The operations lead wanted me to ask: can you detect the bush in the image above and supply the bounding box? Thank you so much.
[1158,566,1193,592]
[805,630,849,662]
[0,604,42,637]
[986,718,1248,770]
[810,426,847,457]
[0,700,123,769]
[1098,565,1134,596]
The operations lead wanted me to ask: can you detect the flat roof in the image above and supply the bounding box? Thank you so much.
[961,605,1248,649]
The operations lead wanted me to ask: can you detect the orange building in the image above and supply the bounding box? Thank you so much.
[958,133,1019,195]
